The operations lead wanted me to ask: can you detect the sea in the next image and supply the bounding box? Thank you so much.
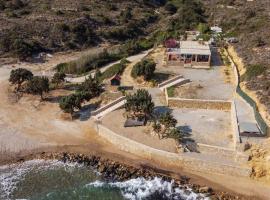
[0,159,208,200]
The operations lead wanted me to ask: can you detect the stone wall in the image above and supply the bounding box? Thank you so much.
[231,100,241,149]
[168,98,232,111]
[95,124,251,177]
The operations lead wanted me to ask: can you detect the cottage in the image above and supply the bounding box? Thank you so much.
[166,41,211,68]
[110,74,121,86]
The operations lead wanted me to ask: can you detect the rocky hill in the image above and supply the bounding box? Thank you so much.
[204,0,270,120]
[0,0,171,59]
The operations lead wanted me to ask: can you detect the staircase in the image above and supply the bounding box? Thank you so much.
[158,75,190,91]
[91,97,126,120]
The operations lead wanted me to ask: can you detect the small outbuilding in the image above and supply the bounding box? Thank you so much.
[110,74,121,86]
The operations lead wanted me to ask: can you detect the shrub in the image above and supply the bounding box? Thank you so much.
[167,86,175,97]
[131,59,156,80]
[59,94,84,115]
[51,72,66,86]
[100,59,130,81]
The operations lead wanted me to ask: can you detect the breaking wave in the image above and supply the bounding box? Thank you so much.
[86,177,209,200]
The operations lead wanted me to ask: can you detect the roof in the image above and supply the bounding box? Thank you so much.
[168,41,211,55]
[111,74,121,81]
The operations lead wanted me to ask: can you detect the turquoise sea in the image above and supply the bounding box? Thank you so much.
[0,160,207,200]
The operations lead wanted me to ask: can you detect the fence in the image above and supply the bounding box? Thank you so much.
[226,49,269,135]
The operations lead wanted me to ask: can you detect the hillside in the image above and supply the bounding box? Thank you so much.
[204,0,270,119]
[0,0,165,59]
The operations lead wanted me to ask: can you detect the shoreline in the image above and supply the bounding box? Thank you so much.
[0,145,260,200]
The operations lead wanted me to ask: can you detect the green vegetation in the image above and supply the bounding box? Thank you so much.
[26,76,50,100]
[51,72,66,87]
[59,72,103,117]
[77,76,102,98]
[153,111,182,140]
[56,50,122,74]
[241,64,266,82]
[125,89,155,119]
[131,59,156,80]
[9,68,33,91]
[59,94,84,116]
[100,59,130,81]
[167,86,175,97]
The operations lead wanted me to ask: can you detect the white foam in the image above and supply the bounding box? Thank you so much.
[86,177,209,200]
[0,159,84,199]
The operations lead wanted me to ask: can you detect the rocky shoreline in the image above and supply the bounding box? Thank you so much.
[9,151,251,200]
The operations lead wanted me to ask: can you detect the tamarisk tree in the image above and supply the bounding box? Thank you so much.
[153,111,182,140]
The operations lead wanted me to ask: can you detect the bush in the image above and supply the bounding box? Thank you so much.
[167,86,175,97]
[51,72,66,86]
[131,59,156,80]
[100,59,130,81]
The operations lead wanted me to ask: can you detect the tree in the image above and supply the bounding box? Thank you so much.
[52,72,66,87]
[59,91,91,117]
[78,75,102,98]
[26,76,49,100]
[125,89,155,119]
[59,94,83,116]
[9,68,33,91]
[131,59,156,80]
[153,111,182,140]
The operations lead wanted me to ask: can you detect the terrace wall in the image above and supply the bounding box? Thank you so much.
[94,123,251,177]
[167,98,231,111]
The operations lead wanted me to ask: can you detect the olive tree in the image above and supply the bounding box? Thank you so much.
[59,91,91,117]
[26,76,49,100]
[77,75,102,98]
[125,89,155,119]
[9,68,33,91]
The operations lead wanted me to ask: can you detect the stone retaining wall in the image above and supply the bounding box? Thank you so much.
[231,100,241,149]
[197,143,248,162]
[95,123,251,177]
[168,98,232,111]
